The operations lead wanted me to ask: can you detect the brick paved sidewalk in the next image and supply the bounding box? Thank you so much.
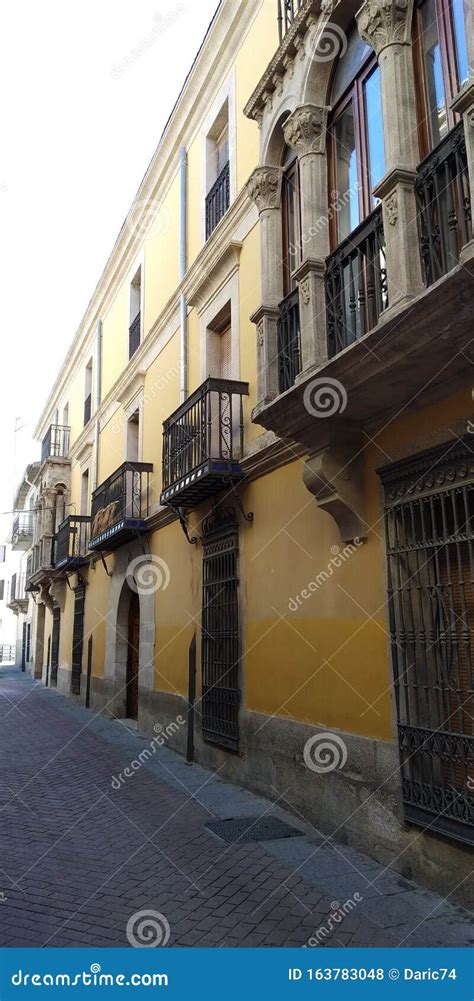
[0,667,472,948]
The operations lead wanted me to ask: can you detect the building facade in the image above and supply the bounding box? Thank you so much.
[18,0,473,905]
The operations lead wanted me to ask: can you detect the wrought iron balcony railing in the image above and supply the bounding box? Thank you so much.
[277,288,301,393]
[26,537,54,589]
[0,645,15,664]
[7,573,28,611]
[55,515,91,570]
[83,393,92,426]
[41,424,70,463]
[160,378,249,508]
[325,206,388,358]
[205,161,230,239]
[89,461,153,551]
[277,0,303,42]
[129,312,141,359]
[415,121,471,287]
[11,511,34,550]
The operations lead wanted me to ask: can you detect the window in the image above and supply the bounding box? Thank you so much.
[54,491,66,533]
[282,147,302,296]
[328,27,385,246]
[129,267,142,359]
[126,410,140,463]
[201,510,240,751]
[0,581,4,601]
[62,402,69,427]
[205,102,230,238]
[84,360,92,426]
[413,0,469,157]
[80,469,90,516]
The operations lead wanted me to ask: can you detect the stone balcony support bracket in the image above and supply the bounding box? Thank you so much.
[303,442,367,543]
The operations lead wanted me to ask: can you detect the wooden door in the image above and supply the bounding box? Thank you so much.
[126,592,140,719]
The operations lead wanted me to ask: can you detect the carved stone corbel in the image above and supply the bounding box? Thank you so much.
[49,580,67,612]
[303,442,367,542]
[356,0,414,54]
[246,166,283,213]
[283,105,329,156]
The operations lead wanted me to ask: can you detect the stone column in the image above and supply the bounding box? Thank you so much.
[283,104,330,372]
[247,166,283,406]
[451,81,474,266]
[357,0,424,311]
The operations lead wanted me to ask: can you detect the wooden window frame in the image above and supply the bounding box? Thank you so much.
[327,53,379,250]
[281,152,302,296]
[413,0,466,160]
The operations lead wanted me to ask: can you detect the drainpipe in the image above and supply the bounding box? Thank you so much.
[179,145,188,402]
[93,318,102,490]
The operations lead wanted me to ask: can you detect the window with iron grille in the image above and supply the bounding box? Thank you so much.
[201,508,240,751]
[379,436,474,847]
[50,606,61,686]
[71,584,85,695]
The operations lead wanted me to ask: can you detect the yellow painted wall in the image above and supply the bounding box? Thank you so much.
[101,285,129,401]
[143,170,181,334]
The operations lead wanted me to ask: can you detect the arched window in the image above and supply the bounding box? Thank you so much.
[327,27,385,247]
[413,0,468,157]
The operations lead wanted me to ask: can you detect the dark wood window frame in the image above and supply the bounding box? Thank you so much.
[281,151,302,296]
[327,52,380,250]
[413,0,466,159]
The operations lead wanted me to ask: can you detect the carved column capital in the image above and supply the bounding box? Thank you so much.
[283,105,329,156]
[356,0,414,54]
[246,166,283,213]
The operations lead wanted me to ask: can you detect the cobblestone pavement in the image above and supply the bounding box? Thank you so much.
[0,667,472,948]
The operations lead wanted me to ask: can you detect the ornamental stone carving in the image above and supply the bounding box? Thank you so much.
[385,191,398,225]
[246,166,283,213]
[356,0,414,54]
[283,105,329,156]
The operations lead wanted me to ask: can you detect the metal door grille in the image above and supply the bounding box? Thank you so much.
[71,585,85,695]
[201,508,240,751]
[379,437,474,846]
[50,606,61,686]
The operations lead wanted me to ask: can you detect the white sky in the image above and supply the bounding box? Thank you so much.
[0,0,219,540]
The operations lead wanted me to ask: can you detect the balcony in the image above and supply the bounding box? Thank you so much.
[89,461,153,551]
[7,573,28,614]
[325,207,388,358]
[129,312,141,359]
[415,121,472,288]
[26,537,54,590]
[205,162,230,239]
[277,0,304,42]
[277,288,301,392]
[11,511,34,550]
[55,515,91,570]
[160,378,249,509]
[41,424,70,463]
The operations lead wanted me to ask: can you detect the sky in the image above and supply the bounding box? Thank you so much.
[0,0,219,540]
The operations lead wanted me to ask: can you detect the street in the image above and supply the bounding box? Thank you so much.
[0,668,472,948]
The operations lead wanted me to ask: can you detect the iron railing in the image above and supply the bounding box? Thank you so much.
[415,121,471,287]
[277,0,303,42]
[90,461,153,548]
[83,393,92,426]
[41,424,70,463]
[379,436,474,846]
[205,161,230,239]
[12,511,34,547]
[8,573,27,605]
[325,207,388,358]
[55,516,91,569]
[277,288,301,392]
[0,645,15,663]
[161,378,248,505]
[129,312,141,359]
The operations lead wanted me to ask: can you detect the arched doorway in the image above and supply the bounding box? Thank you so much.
[126,590,140,720]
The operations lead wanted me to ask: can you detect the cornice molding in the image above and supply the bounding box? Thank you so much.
[185,240,243,312]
